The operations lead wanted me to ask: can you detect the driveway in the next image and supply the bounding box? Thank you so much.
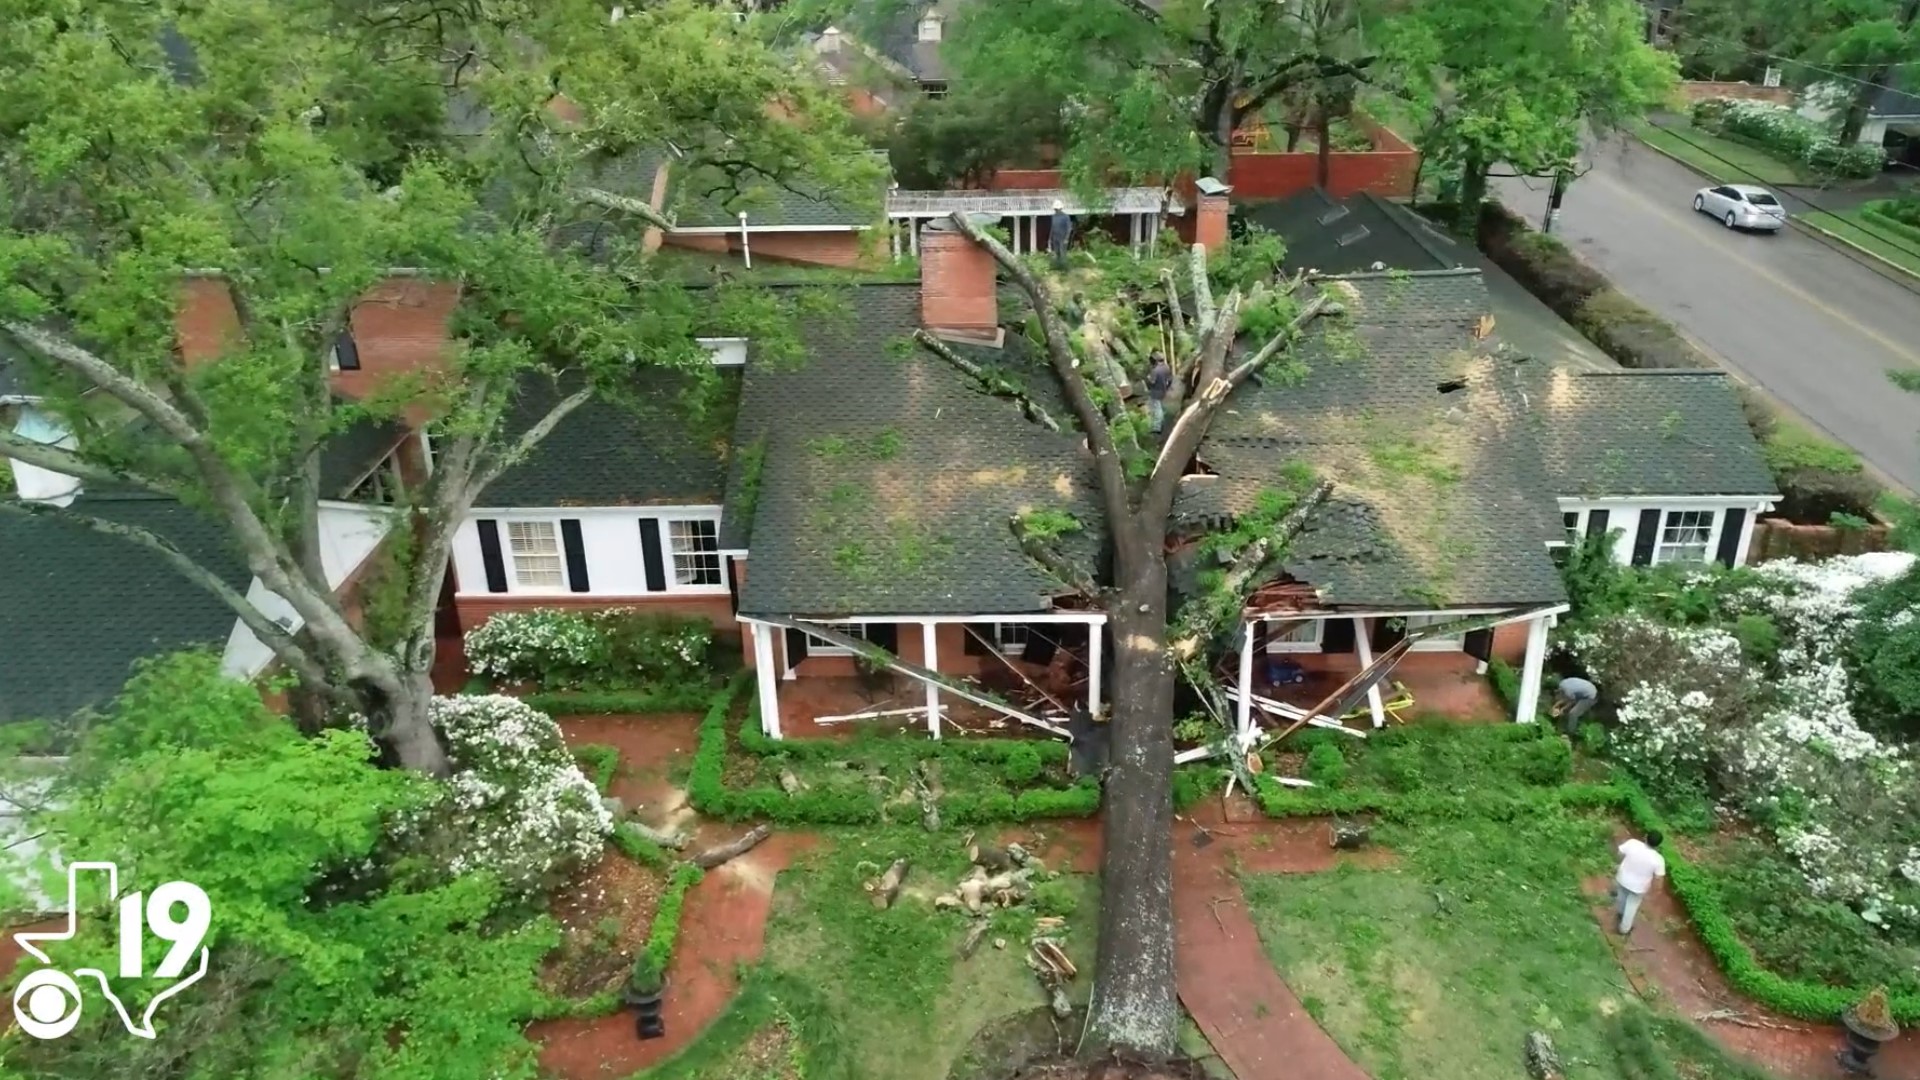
[1491,135,1920,494]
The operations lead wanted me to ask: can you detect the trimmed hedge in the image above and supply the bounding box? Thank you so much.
[573,744,619,795]
[643,862,705,980]
[610,821,671,868]
[522,683,717,715]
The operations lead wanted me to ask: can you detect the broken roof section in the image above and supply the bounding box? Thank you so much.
[722,284,1101,617]
[1533,369,1778,498]
[1185,269,1569,611]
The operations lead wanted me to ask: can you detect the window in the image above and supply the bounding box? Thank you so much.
[1404,614,1465,650]
[805,622,868,655]
[668,518,723,586]
[349,453,404,505]
[993,622,1030,654]
[1748,192,1780,206]
[1654,509,1714,564]
[1555,511,1581,547]
[328,331,361,372]
[507,520,564,588]
[921,80,948,100]
[917,15,942,40]
[1712,186,1739,200]
[698,337,748,367]
[1264,619,1323,652]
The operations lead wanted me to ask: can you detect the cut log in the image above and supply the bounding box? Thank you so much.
[692,823,773,869]
[1524,1031,1562,1080]
[958,920,992,959]
[1032,938,1077,979]
[1330,821,1370,851]
[778,768,806,795]
[969,843,1015,871]
[1006,842,1032,866]
[626,821,689,851]
[867,857,910,909]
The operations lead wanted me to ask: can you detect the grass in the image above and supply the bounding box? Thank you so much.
[1627,117,1812,187]
[1798,207,1920,278]
[758,827,1100,1080]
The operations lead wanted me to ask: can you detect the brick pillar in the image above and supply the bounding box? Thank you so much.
[1196,193,1231,255]
[919,219,998,336]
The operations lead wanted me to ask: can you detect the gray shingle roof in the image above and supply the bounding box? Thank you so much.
[667,156,883,229]
[483,368,739,508]
[1188,270,1569,610]
[0,493,249,724]
[724,284,1100,617]
[1533,370,1778,498]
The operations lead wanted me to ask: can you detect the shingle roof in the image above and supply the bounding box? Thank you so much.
[666,154,884,229]
[483,368,739,508]
[1186,270,1569,610]
[0,493,250,725]
[1871,74,1920,119]
[1533,370,1778,498]
[1239,190,1612,372]
[724,284,1101,617]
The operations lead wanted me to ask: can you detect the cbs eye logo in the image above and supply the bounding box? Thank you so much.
[12,866,212,1040]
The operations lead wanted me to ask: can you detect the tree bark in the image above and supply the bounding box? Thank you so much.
[1316,110,1333,188]
[365,666,450,775]
[1212,99,1238,179]
[1082,558,1180,1058]
[1456,155,1490,233]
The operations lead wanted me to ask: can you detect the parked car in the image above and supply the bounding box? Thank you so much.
[1691,184,1787,232]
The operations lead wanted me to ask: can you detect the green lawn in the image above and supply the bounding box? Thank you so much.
[1627,118,1812,187]
[1799,207,1920,278]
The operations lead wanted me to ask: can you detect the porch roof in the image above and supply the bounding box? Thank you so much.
[886,187,1182,218]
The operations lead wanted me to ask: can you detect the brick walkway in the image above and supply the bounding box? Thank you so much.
[1169,808,1375,1080]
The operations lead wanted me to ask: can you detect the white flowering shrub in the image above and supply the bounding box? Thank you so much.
[391,695,611,896]
[1690,97,1886,179]
[464,608,713,691]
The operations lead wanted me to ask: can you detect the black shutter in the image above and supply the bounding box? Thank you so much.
[865,622,898,654]
[1630,508,1662,566]
[1322,616,1355,654]
[476,519,508,593]
[1463,628,1493,662]
[637,518,667,592]
[963,624,992,656]
[1585,508,1611,541]
[1021,628,1060,665]
[1716,508,1746,567]
[333,331,361,371]
[1372,617,1406,651]
[560,519,590,592]
[784,627,809,670]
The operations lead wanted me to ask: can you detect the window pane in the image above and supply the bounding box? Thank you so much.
[668,518,722,586]
[1656,510,1714,564]
[507,521,563,587]
[995,623,1030,651]
[806,622,868,651]
[1271,620,1318,644]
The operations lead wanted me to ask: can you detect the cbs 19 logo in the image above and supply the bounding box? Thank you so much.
[13,880,212,1040]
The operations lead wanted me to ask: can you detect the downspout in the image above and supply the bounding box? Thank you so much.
[739,211,752,269]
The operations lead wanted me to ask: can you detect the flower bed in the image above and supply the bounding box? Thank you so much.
[465,608,716,697]
[1691,97,1886,180]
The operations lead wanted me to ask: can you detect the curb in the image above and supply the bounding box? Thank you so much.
[1629,131,1920,297]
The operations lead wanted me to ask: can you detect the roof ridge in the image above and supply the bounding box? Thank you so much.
[1574,369,1730,378]
[1316,267,1483,282]
[1359,193,1463,269]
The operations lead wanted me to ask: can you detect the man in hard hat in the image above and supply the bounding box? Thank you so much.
[1049,199,1073,270]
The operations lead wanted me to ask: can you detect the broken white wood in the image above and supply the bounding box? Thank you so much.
[1352,616,1388,729]
[1272,776,1316,788]
[1225,689,1368,738]
[814,704,946,724]
[1174,744,1217,765]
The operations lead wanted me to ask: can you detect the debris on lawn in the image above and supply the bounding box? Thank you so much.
[692,823,772,870]
[959,920,992,959]
[778,767,807,795]
[866,856,911,909]
[1330,820,1370,850]
[1028,933,1077,1020]
[917,759,943,832]
[935,839,1055,914]
[1524,1031,1562,1080]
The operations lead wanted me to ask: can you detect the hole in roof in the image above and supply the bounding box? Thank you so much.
[1335,226,1371,247]
[1436,378,1468,394]
[1317,206,1351,226]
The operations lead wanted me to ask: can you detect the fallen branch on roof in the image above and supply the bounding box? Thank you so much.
[913,330,1061,433]
[1009,515,1102,600]
[577,187,674,232]
[760,617,1072,739]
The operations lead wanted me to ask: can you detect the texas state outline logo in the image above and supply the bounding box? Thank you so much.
[10,862,211,1039]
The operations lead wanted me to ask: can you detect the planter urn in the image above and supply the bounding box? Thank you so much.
[622,981,666,1041]
[1838,1006,1898,1076]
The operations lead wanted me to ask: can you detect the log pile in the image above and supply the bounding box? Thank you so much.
[1027,929,1077,1020]
[932,841,1047,915]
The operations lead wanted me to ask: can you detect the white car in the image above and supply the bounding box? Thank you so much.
[1692,184,1787,232]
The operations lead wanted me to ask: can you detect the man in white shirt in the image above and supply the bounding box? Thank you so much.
[1614,831,1666,936]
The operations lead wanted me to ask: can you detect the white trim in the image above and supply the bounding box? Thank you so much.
[1515,615,1550,724]
[1558,494,1780,506]
[697,337,749,367]
[455,505,728,598]
[741,611,1108,625]
[1088,622,1104,720]
[1652,507,1720,566]
[668,224,869,234]
[1351,617,1387,729]
[1262,616,1324,653]
[752,622,782,739]
[922,622,941,739]
[1250,605,1555,624]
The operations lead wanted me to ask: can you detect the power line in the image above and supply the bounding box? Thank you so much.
[1677,31,1920,97]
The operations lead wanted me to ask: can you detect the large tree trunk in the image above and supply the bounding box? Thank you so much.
[1456,155,1489,233]
[1315,111,1333,188]
[363,665,450,776]
[1212,102,1238,180]
[1082,557,1180,1059]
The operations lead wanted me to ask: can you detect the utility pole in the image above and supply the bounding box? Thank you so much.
[1542,168,1569,234]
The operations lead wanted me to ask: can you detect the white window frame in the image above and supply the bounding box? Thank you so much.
[805,621,869,656]
[917,14,942,40]
[1403,614,1465,652]
[697,337,748,367]
[1653,509,1718,565]
[466,506,727,598]
[1263,618,1323,653]
[506,520,566,592]
[666,517,724,588]
[992,622,1030,655]
[1552,509,1583,548]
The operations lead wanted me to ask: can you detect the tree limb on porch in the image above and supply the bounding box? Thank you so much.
[1261,636,1416,748]
[758,617,1073,739]
[913,330,1061,433]
[962,624,1071,715]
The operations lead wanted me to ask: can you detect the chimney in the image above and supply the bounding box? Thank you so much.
[918,217,1001,343]
[818,26,841,53]
[1195,176,1232,256]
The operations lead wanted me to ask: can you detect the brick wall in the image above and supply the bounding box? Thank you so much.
[919,222,998,332]
[1677,80,1795,106]
[1225,117,1419,200]
[176,276,242,365]
[1749,519,1891,562]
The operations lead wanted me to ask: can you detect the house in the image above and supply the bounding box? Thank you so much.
[1238,188,1614,372]
[807,1,962,104]
[1801,76,1920,158]
[445,219,1774,746]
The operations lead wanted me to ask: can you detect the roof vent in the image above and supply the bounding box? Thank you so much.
[1335,226,1371,247]
[1316,205,1351,226]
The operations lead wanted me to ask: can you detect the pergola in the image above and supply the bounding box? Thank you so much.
[885,187,1184,259]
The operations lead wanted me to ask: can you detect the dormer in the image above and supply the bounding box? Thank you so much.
[917,12,942,41]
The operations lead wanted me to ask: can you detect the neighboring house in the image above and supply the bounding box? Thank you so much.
[1238,188,1615,372]
[811,0,961,103]
[1801,76,1920,154]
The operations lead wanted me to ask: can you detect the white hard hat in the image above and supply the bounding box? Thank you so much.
[1052,199,1063,211]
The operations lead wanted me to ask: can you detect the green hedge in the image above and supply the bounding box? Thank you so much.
[522,683,717,715]
[1859,202,1920,249]
[610,822,671,868]
[573,744,620,794]
[643,862,705,979]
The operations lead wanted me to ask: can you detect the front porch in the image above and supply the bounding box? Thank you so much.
[741,613,1109,741]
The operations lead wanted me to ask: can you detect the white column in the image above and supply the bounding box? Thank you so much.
[1515,615,1549,724]
[923,621,941,739]
[1087,619,1104,720]
[909,218,919,256]
[751,621,782,739]
[1735,504,1760,568]
[890,221,901,261]
[1352,617,1387,729]
[1235,620,1256,746]
[738,211,752,269]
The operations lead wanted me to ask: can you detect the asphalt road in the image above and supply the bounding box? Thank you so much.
[1491,136,1920,494]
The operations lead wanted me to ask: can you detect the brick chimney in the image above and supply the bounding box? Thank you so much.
[919,217,1000,342]
[1195,176,1232,256]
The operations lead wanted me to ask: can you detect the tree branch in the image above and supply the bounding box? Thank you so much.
[1010,514,1101,599]
[0,430,172,494]
[913,330,1060,432]
[1169,480,1333,658]
[1223,293,1333,388]
[471,384,596,493]
[0,498,335,692]
[945,212,1135,536]
[577,187,674,231]
[1188,245,1216,337]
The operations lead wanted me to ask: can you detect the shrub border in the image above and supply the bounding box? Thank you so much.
[531,854,706,1021]
[524,683,718,715]
[574,744,620,794]
[1249,734,1920,1025]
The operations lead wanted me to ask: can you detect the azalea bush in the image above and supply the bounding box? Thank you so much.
[392,695,613,896]
[1691,97,1886,179]
[465,608,714,691]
